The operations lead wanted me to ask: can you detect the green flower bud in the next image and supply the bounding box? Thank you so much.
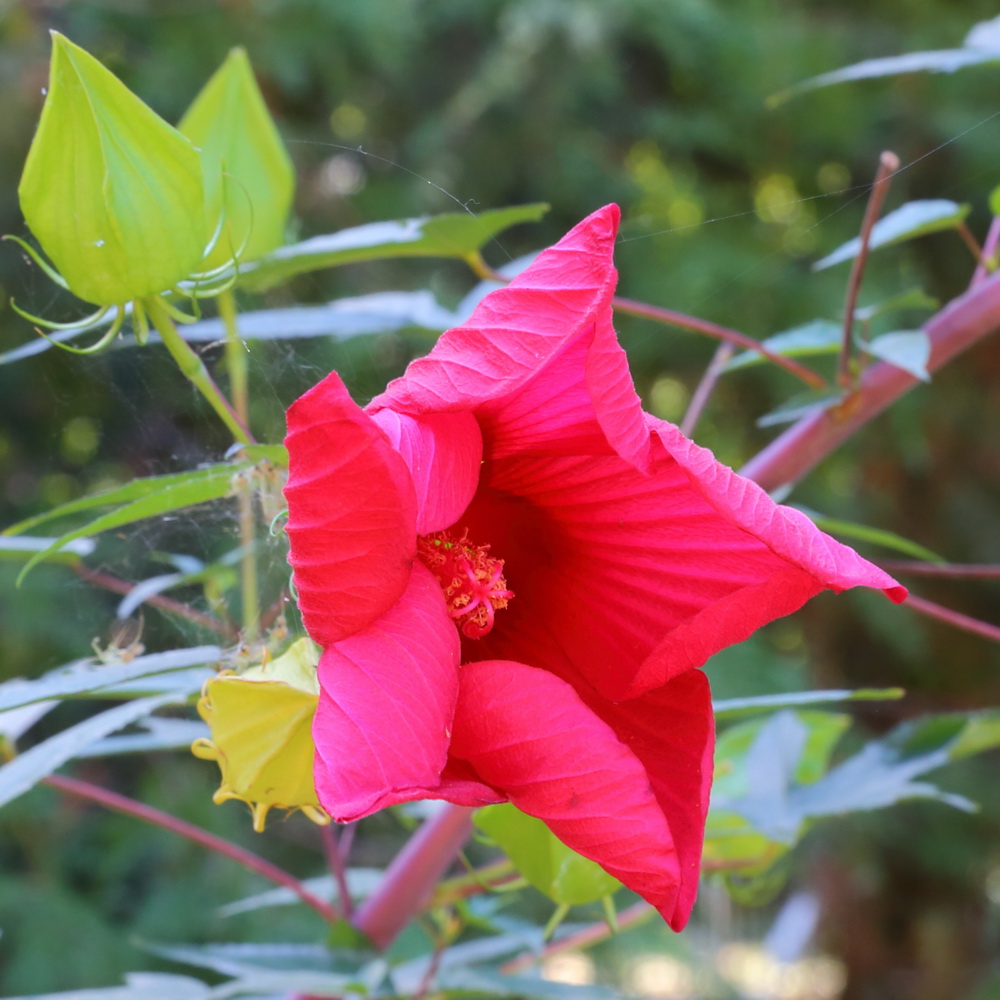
[18,33,207,306]
[179,47,294,267]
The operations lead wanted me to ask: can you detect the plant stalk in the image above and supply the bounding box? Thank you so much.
[145,295,255,446]
[217,289,259,639]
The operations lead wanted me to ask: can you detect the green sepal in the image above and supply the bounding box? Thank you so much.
[18,33,207,305]
[474,802,621,906]
[179,47,294,267]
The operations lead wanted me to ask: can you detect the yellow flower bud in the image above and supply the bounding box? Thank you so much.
[192,637,329,832]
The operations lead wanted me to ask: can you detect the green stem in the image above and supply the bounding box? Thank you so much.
[218,289,259,639]
[145,295,254,446]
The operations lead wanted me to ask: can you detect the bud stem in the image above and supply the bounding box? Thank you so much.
[145,295,255,445]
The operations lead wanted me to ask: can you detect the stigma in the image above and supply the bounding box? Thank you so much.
[417,529,513,639]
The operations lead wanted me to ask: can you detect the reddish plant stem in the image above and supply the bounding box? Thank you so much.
[741,269,1000,492]
[681,342,736,437]
[879,561,1000,579]
[45,772,338,922]
[351,806,475,949]
[613,296,827,389]
[321,821,355,919]
[71,563,237,641]
[838,151,899,389]
[956,222,985,267]
[972,216,1000,285]
[904,593,1000,644]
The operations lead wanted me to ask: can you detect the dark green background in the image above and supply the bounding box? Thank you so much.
[1,2,999,998]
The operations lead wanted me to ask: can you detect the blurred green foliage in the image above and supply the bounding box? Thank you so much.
[1,1,999,997]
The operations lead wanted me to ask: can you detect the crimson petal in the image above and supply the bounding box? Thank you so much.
[313,563,474,821]
[449,659,709,929]
[367,408,482,534]
[371,205,620,416]
[284,371,417,645]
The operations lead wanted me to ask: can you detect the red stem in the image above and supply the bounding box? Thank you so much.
[879,561,1000,579]
[351,806,475,949]
[904,593,1000,644]
[681,342,736,437]
[45,772,338,922]
[613,296,827,389]
[741,269,1000,492]
[837,152,899,388]
[972,216,1000,285]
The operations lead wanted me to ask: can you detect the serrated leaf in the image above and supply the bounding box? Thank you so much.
[813,200,970,271]
[725,320,842,371]
[179,47,294,266]
[474,803,621,906]
[756,387,843,428]
[0,693,180,808]
[10,467,248,584]
[0,646,221,712]
[18,34,206,305]
[238,203,549,291]
[794,506,944,562]
[862,330,932,381]
[714,687,905,719]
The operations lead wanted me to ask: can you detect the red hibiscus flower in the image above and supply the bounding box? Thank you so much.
[284,204,906,930]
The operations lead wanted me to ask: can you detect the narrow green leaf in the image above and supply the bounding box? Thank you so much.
[0,693,180,809]
[238,203,549,291]
[436,967,624,999]
[0,645,221,711]
[475,802,621,906]
[179,47,294,266]
[862,330,932,381]
[12,469,247,584]
[813,200,970,271]
[18,33,206,305]
[0,536,95,563]
[795,506,944,562]
[725,320,842,371]
[854,287,938,322]
[4,972,212,1000]
[714,687,905,719]
[77,717,209,757]
[4,463,248,537]
[756,387,843,428]
[216,869,383,918]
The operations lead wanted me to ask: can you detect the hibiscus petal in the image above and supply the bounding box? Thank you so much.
[371,204,620,415]
[367,408,482,534]
[465,429,904,701]
[313,563,466,821]
[284,371,417,645]
[449,659,697,929]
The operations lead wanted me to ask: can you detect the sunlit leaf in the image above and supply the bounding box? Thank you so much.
[238,203,549,291]
[0,536,95,563]
[3,972,212,1000]
[854,287,938,322]
[812,200,970,271]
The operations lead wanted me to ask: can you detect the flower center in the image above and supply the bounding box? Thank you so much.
[417,530,513,639]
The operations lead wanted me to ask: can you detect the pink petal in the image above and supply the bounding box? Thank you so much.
[367,409,483,534]
[462,429,905,702]
[284,371,417,645]
[371,205,620,416]
[449,659,705,929]
[313,563,476,822]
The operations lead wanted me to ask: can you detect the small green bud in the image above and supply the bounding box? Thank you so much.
[18,33,207,306]
[179,47,294,267]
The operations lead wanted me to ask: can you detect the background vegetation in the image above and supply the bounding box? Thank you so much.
[1,2,998,998]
